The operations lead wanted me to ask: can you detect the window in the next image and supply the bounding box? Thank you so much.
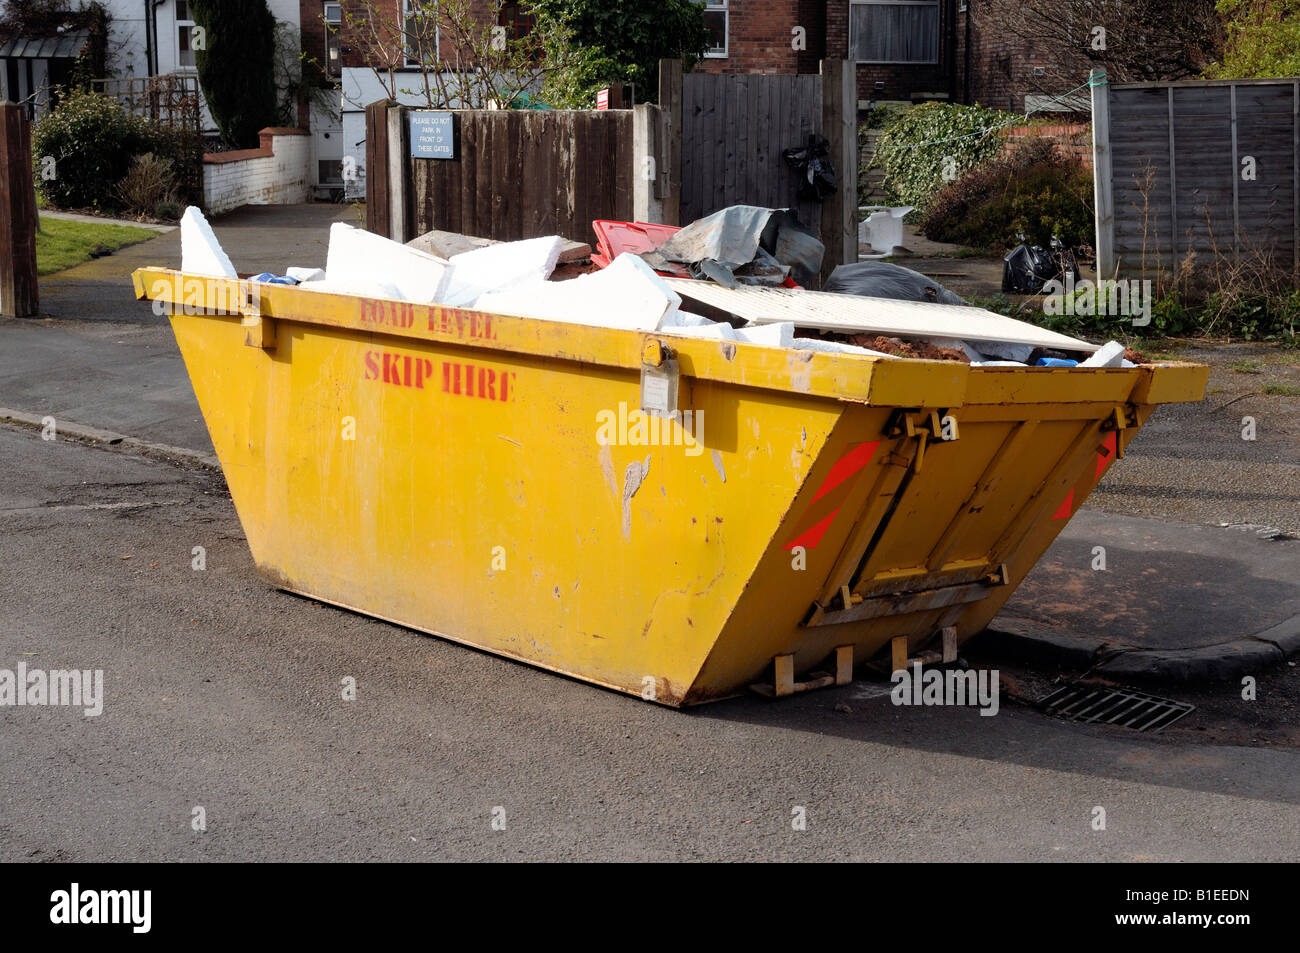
[404,0,439,68]
[319,159,343,185]
[498,1,535,43]
[324,3,342,78]
[703,1,728,58]
[851,0,939,65]
[176,0,196,68]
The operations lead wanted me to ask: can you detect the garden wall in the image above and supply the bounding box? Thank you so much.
[203,127,311,215]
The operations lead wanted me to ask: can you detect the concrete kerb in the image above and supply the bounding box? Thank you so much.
[38,209,176,233]
[0,406,219,471]
[975,614,1300,683]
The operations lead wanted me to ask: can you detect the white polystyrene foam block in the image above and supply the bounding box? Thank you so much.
[1078,340,1126,368]
[662,310,715,328]
[295,277,403,300]
[326,222,450,303]
[286,266,325,282]
[662,321,737,341]
[180,206,237,278]
[474,253,680,331]
[736,322,795,348]
[441,236,565,307]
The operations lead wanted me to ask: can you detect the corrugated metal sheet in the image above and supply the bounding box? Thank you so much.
[0,29,89,59]
[664,279,1099,352]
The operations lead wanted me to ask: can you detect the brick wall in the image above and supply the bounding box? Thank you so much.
[691,0,803,75]
[851,0,957,105]
[1003,123,1092,166]
[203,128,312,215]
[339,0,504,72]
[956,2,1042,112]
[696,2,959,102]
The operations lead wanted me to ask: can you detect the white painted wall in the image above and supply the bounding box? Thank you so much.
[203,129,312,214]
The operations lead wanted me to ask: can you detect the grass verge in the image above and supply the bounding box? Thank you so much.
[36,217,159,276]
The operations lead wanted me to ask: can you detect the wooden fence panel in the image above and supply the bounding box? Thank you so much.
[1098,79,1300,275]
[680,71,823,234]
[402,108,633,244]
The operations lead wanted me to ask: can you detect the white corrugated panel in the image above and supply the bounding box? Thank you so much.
[664,279,1098,353]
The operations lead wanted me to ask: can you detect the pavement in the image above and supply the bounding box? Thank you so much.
[39,208,177,232]
[3,202,1298,686]
[975,510,1300,681]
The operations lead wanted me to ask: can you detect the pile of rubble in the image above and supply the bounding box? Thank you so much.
[178,206,1136,369]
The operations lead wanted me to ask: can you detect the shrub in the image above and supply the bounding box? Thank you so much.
[920,137,1095,251]
[33,88,140,212]
[34,89,204,213]
[114,154,178,218]
[139,120,204,206]
[191,0,279,147]
[868,102,1018,210]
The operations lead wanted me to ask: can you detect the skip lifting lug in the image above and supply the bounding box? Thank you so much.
[885,408,956,475]
[1101,404,1138,432]
[239,281,277,350]
[885,408,957,442]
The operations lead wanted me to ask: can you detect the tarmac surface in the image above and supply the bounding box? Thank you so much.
[0,426,1296,861]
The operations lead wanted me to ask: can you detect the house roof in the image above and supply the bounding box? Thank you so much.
[0,28,91,60]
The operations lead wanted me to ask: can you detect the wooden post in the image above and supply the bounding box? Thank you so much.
[1090,68,1115,279]
[0,101,38,318]
[365,98,394,237]
[657,59,682,226]
[820,59,856,286]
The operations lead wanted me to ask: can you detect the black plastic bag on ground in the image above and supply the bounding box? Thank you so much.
[823,261,966,305]
[1002,236,1059,294]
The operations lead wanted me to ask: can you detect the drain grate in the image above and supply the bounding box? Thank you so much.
[1037,683,1194,732]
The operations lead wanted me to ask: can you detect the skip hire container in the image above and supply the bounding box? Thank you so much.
[133,268,1207,706]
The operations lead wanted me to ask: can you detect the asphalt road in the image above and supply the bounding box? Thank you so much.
[1,426,1296,861]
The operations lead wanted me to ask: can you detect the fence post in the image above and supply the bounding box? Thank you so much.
[0,101,38,318]
[365,99,394,237]
[820,59,856,284]
[632,104,665,223]
[1167,86,1178,266]
[657,59,682,226]
[1090,68,1115,279]
[386,104,409,243]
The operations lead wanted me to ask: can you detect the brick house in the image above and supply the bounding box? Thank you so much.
[693,0,1071,115]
